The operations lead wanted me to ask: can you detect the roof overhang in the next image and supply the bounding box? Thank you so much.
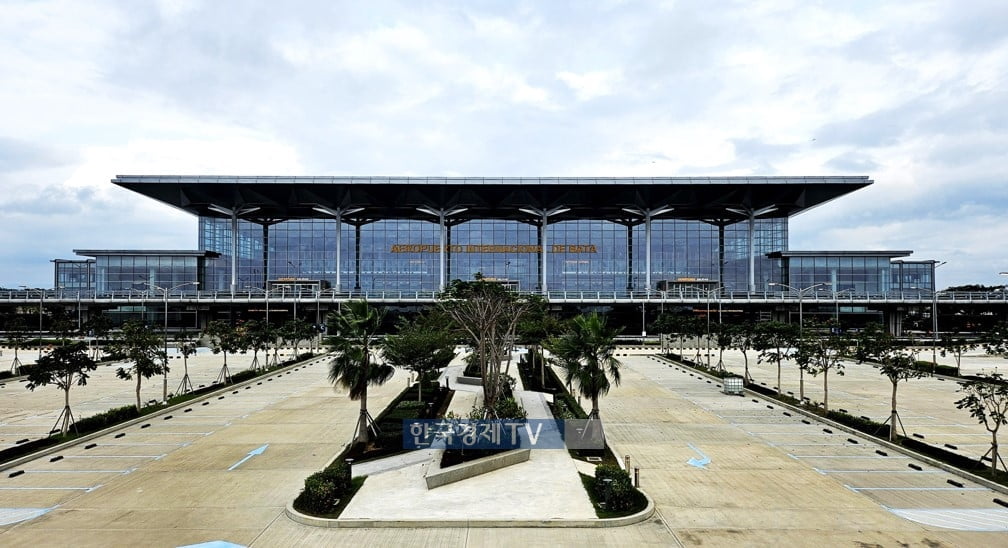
[111,175,872,223]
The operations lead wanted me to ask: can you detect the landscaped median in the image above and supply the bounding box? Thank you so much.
[284,488,654,528]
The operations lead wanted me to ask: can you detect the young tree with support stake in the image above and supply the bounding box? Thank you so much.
[5,316,28,374]
[111,320,166,411]
[854,323,926,441]
[206,320,240,384]
[713,322,734,372]
[83,312,112,361]
[25,340,97,434]
[955,373,1008,476]
[174,328,198,394]
[754,321,799,396]
[327,300,394,445]
[940,331,975,377]
[730,321,757,383]
[793,321,847,411]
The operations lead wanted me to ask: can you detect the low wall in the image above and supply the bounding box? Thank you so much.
[424,448,530,489]
[455,375,482,386]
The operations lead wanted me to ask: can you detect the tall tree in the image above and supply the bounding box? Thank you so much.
[754,321,800,396]
[439,279,529,414]
[382,308,457,401]
[546,312,623,420]
[955,373,1008,475]
[327,300,394,444]
[111,320,166,411]
[26,340,97,434]
[854,323,927,441]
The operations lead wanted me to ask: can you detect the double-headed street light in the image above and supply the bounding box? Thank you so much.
[143,281,199,401]
[769,282,831,334]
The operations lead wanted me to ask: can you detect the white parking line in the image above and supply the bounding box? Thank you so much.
[813,468,940,474]
[886,508,1008,531]
[0,485,102,492]
[789,454,910,459]
[847,486,988,491]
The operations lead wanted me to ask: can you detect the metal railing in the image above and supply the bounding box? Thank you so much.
[1,288,1007,304]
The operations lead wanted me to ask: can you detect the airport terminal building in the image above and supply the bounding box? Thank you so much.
[25,175,968,334]
[56,175,934,296]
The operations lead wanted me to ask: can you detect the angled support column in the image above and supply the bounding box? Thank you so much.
[727,206,776,292]
[313,205,363,292]
[520,206,569,295]
[209,204,260,296]
[418,206,468,292]
[622,206,673,294]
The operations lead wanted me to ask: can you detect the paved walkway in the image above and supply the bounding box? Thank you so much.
[1,351,1005,546]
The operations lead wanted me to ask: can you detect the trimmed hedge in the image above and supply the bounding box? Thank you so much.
[294,463,351,515]
[579,464,647,517]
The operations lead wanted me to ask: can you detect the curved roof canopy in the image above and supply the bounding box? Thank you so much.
[112,175,871,223]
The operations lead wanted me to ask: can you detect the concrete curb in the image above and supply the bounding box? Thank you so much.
[284,489,655,528]
[653,354,1008,496]
[0,354,330,473]
[424,448,530,489]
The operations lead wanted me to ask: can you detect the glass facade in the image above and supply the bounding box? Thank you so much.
[74,253,209,292]
[779,254,935,294]
[198,216,788,293]
[53,260,94,291]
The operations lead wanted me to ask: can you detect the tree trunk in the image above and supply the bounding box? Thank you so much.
[358,384,369,445]
[890,380,899,441]
[823,368,829,412]
[776,359,782,396]
[591,395,599,419]
[135,375,142,411]
[162,363,168,403]
[799,368,805,402]
[63,386,71,434]
[991,431,999,476]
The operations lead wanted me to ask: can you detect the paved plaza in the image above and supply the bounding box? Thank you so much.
[0,349,1005,546]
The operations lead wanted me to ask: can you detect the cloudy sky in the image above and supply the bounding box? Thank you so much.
[1,0,1006,289]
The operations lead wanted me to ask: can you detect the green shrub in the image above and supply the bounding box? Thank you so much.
[229,370,258,383]
[593,464,638,511]
[73,404,140,433]
[294,463,351,515]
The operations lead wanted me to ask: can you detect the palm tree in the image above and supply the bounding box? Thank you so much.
[547,312,623,419]
[327,301,394,445]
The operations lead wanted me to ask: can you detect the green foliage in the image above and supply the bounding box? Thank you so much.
[592,464,640,512]
[110,320,166,411]
[546,313,622,419]
[439,279,530,412]
[72,404,140,433]
[328,301,394,444]
[294,463,352,516]
[382,308,456,398]
[955,373,1008,475]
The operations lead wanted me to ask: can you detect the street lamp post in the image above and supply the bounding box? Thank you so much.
[931,261,947,368]
[21,286,44,360]
[833,288,854,323]
[703,286,725,368]
[769,282,831,334]
[143,281,199,402]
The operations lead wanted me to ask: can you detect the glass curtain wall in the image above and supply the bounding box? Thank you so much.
[198,216,788,293]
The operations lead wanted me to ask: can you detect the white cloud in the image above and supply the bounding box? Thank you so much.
[0,0,1007,288]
